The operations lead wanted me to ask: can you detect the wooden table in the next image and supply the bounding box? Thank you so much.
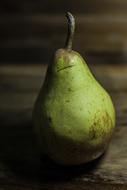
[0,63,127,189]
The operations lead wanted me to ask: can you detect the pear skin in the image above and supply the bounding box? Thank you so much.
[33,13,115,165]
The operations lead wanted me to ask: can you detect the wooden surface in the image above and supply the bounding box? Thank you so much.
[1,1,127,63]
[0,63,127,189]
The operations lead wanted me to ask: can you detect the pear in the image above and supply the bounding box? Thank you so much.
[33,12,115,165]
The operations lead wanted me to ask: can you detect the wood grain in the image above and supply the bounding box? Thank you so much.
[1,0,127,14]
[1,1,127,63]
[0,63,127,189]
[1,14,127,52]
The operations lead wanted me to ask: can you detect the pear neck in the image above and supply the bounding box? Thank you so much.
[65,12,75,51]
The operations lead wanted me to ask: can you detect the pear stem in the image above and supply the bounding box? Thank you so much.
[65,12,75,51]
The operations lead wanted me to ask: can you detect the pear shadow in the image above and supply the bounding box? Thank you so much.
[39,153,105,182]
[0,116,105,183]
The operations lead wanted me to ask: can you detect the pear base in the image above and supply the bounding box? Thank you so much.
[39,142,109,166]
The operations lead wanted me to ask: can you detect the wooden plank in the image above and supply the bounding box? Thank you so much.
[0,14,127,63]
[0,47,54,63]
[0,181,126,190]
[1,15,127,41]
[1,0,127,14]
[1,2,127,63]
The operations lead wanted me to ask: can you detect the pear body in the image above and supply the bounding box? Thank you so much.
[33,49,115,165]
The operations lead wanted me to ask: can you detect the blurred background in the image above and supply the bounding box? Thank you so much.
[1,0,127,64]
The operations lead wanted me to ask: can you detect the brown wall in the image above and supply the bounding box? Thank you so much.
[1,0,127,63]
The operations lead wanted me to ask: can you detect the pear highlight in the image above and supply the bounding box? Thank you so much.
[33,12,115,165]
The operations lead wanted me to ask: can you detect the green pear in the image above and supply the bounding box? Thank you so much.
[33,12,115,165]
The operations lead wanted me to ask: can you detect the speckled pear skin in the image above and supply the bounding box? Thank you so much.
[33,49,115,165]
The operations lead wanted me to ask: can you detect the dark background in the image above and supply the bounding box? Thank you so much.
[1,0,127,64]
